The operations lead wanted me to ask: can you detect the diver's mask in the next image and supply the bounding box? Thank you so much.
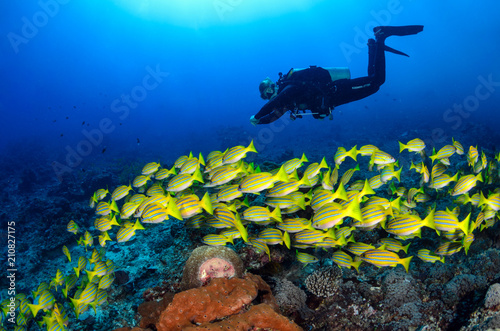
[259,78,277,100]
[262,84,276,100]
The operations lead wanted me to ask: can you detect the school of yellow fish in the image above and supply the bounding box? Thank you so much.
[2,138,500,330]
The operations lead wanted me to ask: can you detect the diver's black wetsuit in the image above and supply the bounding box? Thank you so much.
[253,25,423,124]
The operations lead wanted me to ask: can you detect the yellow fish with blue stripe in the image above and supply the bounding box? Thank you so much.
[215,184,243,202]
[357,144,378,156]
[265,174,310,197]
[141,203,169,224]
[277,218,315,233]
[355,204,392,229]
[310,183,348,211]
[258,228,291,249]
[154,167,177,180]
[383,209,435,236]
[213,204,241,228]
[242,206,282,223]
[28,290,55,317]
[116,220,145,243]
[321,165,339,190]
[435,241,463,256]
[312,198,362,230]
[204,150,224,170]
[334,146,357,165]
[66,220,80,235]
[433,211,470,235]
[467,145,479,166]
[283,153,308,173]
[452,138,464,155]
[238,165,289,194]
[120,202,140,219]
[94,215,120,232]
[176,192,212,219]
[399,138,425,153]
[166,167,204,193]
[340,164,360,186]
[331,250,362,272]
[428,173,458,190]
[265,194,306,211]
[304,157,328,179]
[111,183,133,201]
[479,192,500,211]
[294,228,335,245]
[204,162,247,187]
[360,248,413,273]
[132,174,152,188]
[95,200,119,216]
[70,282,98,315]
[201,234,234,246]
[370,150,396,168]
[62,245,71,262]
[180,152,205,174]
[379,238,410,253]
[222,140,257,165]
[429,145,456,164]
[142,161,161,175]
[296,250,319,264]
[417,249,445,263]
[249,238,271,258]
[449,173,482,196]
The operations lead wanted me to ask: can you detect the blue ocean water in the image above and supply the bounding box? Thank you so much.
[1,1,500,330]
[2,0,500,177]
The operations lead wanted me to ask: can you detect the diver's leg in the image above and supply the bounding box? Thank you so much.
[372,37,386,87]
[331,38,384,106]
[367,38,376,77]
[370,25,423,84]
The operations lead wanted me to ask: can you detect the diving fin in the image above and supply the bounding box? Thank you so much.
[374,25,424,38]
[384,45,409,57]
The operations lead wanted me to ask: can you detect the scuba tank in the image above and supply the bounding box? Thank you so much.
[324,67,351,81]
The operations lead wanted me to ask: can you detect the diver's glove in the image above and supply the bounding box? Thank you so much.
[250,115,259,126]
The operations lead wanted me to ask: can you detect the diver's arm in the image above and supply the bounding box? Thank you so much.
[253,85,299,124]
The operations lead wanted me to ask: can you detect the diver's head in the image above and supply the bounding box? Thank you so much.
[259,77,277,100]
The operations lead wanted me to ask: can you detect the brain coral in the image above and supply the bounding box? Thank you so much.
[180,245,245,290]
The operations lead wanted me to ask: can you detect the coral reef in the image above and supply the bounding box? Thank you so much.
[156,273,302,330]
[137,292,174,329]
[180,245,245,290]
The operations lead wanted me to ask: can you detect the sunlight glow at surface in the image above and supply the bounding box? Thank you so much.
[113,0,326,28]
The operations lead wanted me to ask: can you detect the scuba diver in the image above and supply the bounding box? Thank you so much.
[250,25,424,125]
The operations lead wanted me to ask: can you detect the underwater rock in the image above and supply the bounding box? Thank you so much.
[115,270,130,285]
[442,274,488,307]
[381,270,422,310]
[180,245,244,290]
[484,283,500,309]
[273,278,308,317]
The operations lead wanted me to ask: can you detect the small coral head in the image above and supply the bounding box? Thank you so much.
[198,257,235,283]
